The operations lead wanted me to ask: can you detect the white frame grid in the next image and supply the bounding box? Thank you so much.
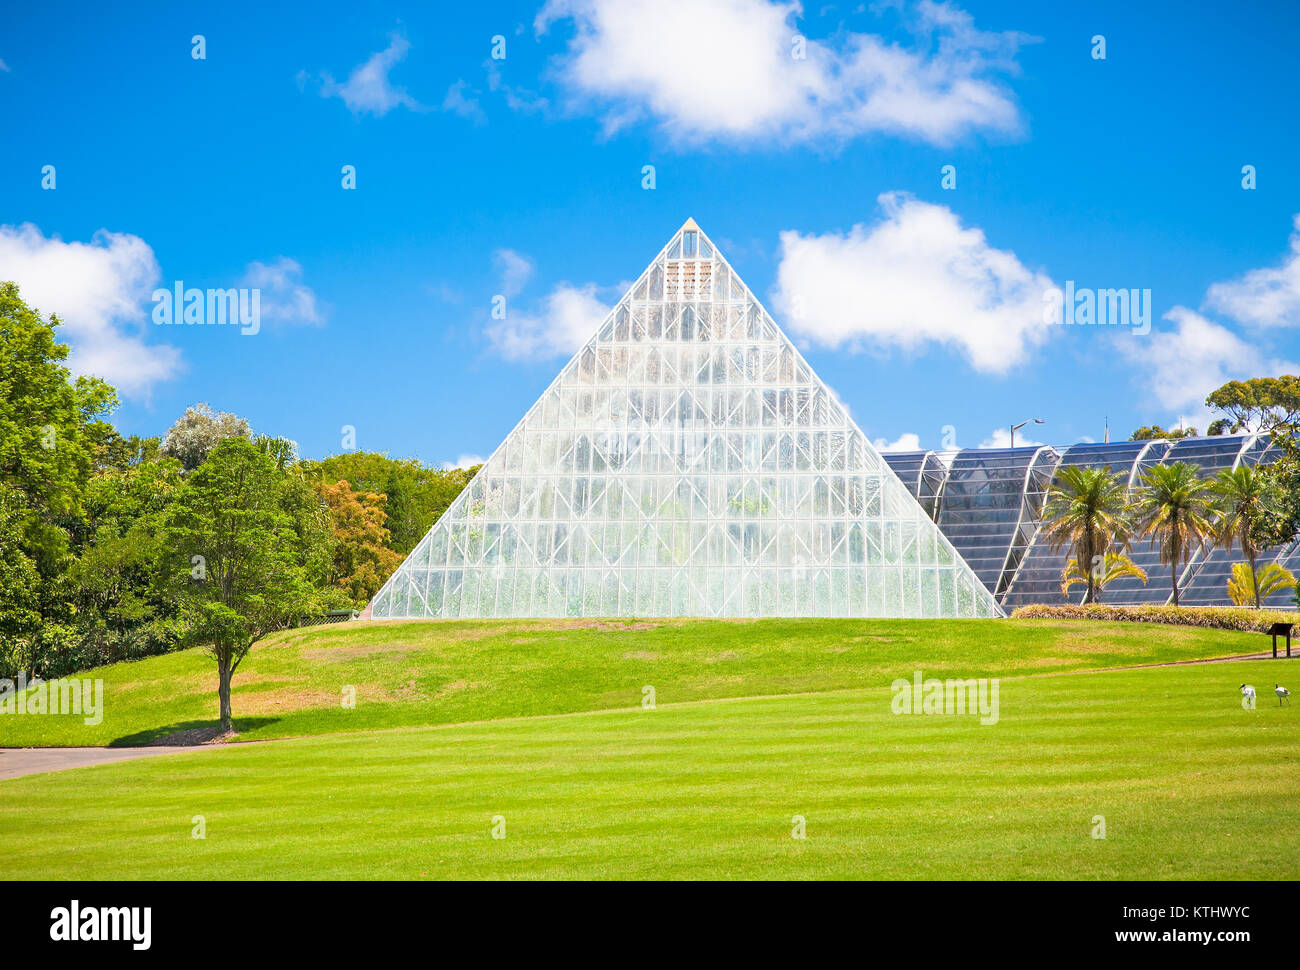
[369,220,1003,620]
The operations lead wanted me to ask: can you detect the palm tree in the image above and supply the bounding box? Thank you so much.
[1227,562,1295,607]
[1133,462,1216,606]
[1040,465,1132,604]
[1061,552,1147,598]
[1210,465,1267,607]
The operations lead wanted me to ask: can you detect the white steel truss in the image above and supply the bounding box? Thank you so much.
[369,219,1003,619]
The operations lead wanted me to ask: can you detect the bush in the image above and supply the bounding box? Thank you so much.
[1011,602,1300,633]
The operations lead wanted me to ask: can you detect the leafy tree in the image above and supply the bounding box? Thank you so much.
[160,402,252,471]
[1129,424,1197,441]
[300,452,478,554]
[1041,466,1133,604]
[1133,463,1216,606]
[1061,552,1147,599]
[1206,376,1300,548]
[1210,465,1270,608]
[159,439,330,732]
[1227,562,1295,607]
[0,282,117,678]
[314,479,401,604]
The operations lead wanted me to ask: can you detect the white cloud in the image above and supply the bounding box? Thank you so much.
[483,248,613,360]
[0,58,9,72]
[443,79,487,124]
[441,454,486,470]
[535,0,1033,146]
[242,258,323,325]
[1126,306,1297,428]
[772,192,1056,374]
[0,223,181,395]
[872,431,922,452]
[1204,213,1300,328]
[979,426,1041,449]
[314,34,422,116]
[488,282,612,360]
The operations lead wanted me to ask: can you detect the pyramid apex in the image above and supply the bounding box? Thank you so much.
[680,217,700,233]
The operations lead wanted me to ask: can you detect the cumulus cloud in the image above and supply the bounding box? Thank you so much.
[772,192,1056,374]
[242,258,324,325]
[1125,306,1297,429]
[1204,213,1300,328]
[488,281,612,361]
[310,33,422,116]
[872,432,922,452]
[535,0,1033,146]
[441,454,486,470]
[0,223,181,395]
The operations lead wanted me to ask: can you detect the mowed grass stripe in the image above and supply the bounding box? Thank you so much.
[2,660,1296,879]
[0,617,1268,746]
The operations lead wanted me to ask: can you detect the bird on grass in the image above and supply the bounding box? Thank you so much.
[1241,684,1256,706]
[1276,684,1291,706]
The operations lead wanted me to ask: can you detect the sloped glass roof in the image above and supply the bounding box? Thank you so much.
[368,220,1002,620]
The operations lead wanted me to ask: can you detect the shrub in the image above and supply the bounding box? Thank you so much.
[1011,602,1300,633]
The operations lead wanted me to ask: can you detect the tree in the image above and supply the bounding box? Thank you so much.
[159,403,251,471]
[0,282,117,678]
[1040,466,1133,604]
[1061,552,1147,598]
[1133,463,1216,606]
[1227,562,1295,607]
[314,479,401,604]
[1130,425,1197,441]
[159,439,330,732]
[1206,376,1300,549]
[1210,465,1270,608]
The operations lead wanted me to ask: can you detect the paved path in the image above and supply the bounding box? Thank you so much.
[0,746,196,781]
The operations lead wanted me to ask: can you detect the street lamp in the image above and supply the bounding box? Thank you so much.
[1010,418,1044,449]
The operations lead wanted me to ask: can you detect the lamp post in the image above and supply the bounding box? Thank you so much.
[1010,418,1044,449]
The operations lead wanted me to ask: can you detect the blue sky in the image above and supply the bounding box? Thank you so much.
[4,0,1300,464]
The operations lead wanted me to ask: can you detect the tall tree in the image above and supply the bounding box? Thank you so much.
[1133,463,1216,606]
[159,402,252,471]
[1040,466,1133,604]
[159,439,330,732]
[314,479,401,604]
[0,282,117,678]
[1210,465,1269,608]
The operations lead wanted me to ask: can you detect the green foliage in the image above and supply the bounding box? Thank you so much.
[1012,602,1300,632]
[1133,462,1217,606]
[1129,424,1197,441]
[1040,465,1132,604]
[300,451,477,554]
[1061,551,1146,597]
[158,438,331,730]
[1227,561,1295,607]
[0,283,117,678]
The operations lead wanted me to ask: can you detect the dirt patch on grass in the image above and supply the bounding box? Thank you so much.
[704,651,740,663]
[622,651,659,660]
[153,726,238,746]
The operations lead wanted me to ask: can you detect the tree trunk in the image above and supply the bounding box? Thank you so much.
[218,654,233,733]
[1249,550,1260,609]
[1170,561,1179,606]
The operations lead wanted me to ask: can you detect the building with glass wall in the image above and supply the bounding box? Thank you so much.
[368,220,1003,620]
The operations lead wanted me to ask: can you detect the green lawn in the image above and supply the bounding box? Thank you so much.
[2,660,1296,879]
[0,617,1269,746]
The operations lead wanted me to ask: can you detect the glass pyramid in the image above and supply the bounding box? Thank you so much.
[369,220,1003,620]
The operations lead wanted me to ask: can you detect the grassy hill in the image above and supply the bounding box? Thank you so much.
[0,617,1267,746]
[3,658,1296,879]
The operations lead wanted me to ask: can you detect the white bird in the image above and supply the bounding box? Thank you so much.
[1241,684,1256,706]
[1276,684,1291,706]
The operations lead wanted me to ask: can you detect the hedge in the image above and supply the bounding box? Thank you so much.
[1011,603,1300,633]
